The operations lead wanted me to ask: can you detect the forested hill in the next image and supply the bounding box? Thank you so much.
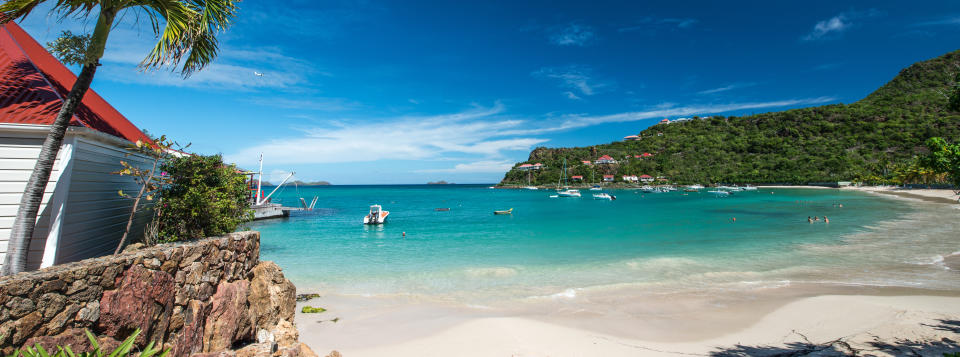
[500,50,960,186]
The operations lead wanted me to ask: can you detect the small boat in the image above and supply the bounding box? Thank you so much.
[523,186,538,190]
[686,184,704,190]
[557,189,581,197]
[640,185,656,193]
[593,193,616,200]
[363,204,389,224]
[708,190,731,196]
[549,195,559,198]
[435,208,450,211]
[683,188,699,192]
[589,185,602,191]
[494,208,513,215]
[740,185,758,191]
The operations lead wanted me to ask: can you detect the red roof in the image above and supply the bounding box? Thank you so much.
[581,160,591,164]
[642,152,653,157]
[639,174,653,178]
[603,175,614,178]
[571,175,583,179]
[0,22,147,143]
[597,155,614,160]
[518,164,533,167]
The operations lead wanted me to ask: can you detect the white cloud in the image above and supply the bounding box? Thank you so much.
[550,23,595,46]
[803,10,881,41]
[564,91,582,100]
[803,15,849,40]
[914,16,960,27]
[698,82,757,95]
[225,102,549,167]
[418,160,517,173]
[546,97,837,132]
[533,65,613,97]
[618,17,698,32]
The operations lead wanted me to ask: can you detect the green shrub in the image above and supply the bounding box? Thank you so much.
[301,305,326,313]
[156,154,252,242]
[5,328,167,357]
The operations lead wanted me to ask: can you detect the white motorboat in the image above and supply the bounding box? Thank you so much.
[557,189,581,197]
[686,184,704,190]
[363,204,390,224]
[708,190,731,196]
[740,185,758,191]
[640,185,657,193]
[589,185,602,191]
[524,186,538,190]
[593,193,615,200]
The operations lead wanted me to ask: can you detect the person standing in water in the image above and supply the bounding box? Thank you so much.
[824,216,829,223]
[808,216,813,223]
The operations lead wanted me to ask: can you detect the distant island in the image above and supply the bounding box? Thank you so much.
[258,180,331,186]
[427,181,453,185]
[293,180,331,186]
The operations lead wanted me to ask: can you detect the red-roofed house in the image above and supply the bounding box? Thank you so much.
[0,22,154,271]
[515,163,543,171]
[571,175,583,181]
[602,175,614,182]
[659,119,670,124]
[594,155,617,164]
[623,135,640,141]
[581,160,591,166]
[622,175,638,182]
[639,174,654,183]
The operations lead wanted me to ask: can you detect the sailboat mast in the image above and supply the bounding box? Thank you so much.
[256,154,263,205]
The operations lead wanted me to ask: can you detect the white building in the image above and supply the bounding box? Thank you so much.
[0,22,152,271]
[594,155,617,165]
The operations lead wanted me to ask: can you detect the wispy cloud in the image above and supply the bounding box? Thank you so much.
[417,160,517,173]
[549,22,595,46]
[564,91,582,100]
[811,63,842,71]
[802,9,882,41]
[533,65,613,97]
[803,14,850,40]
[225,102,548,167]
[546,97,837,132]
[913,16,960,27]
[618,17,698,32]
[698,82,757,95]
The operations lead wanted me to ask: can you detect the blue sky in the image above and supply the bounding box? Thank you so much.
[16,0,960,184]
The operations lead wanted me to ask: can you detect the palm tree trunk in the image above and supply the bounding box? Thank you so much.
[1,9,116,275]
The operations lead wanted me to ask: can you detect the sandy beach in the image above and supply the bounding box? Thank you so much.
[296,289,960,356]
[842,186,960,205]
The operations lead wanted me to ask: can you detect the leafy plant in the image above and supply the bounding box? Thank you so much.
[113,135,187,253]
[301,306,327,313]
[6,329,167,357]
[45,31,92,66]
[156,154,252,242]
[920,137,960,195]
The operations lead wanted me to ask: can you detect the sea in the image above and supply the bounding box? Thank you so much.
[248,185,960,306]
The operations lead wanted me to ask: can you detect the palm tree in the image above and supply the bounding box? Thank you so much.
[0,0,239,275]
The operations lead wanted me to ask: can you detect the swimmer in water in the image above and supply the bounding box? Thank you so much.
[814,216,819,222]
[808,216,813,223]
[732,217,736,222]
[824,216,829,223]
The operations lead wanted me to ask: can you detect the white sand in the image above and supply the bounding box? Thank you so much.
[843,186,959,205]
[297,293,960,356]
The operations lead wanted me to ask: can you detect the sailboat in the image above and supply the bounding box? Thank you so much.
[523,170,537,190]
[589,171,602,191]
[555,158,581,197]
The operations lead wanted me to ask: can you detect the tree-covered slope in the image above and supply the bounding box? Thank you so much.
[501,50,960,186]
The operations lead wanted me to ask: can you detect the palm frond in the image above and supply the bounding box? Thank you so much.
[136,0,238,77]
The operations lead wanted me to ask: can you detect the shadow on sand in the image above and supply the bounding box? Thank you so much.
[710,320,960,357]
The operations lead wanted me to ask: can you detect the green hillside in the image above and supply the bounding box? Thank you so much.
[500,50,960,186]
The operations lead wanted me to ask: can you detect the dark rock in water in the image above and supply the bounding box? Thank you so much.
[296,293,321,302]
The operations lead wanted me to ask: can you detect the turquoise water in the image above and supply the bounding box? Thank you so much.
[249,185,960,303]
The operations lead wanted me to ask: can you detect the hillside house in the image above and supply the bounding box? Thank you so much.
[622,175,638,183]
[581,160,592,166]
[0,22,153,271]
[516,163,543,171]
[639,174,654,183]
[571,175,583,181]
[594,155,617,164]
[623,135,640,141]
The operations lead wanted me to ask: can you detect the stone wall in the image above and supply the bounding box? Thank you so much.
[0,231,316,357]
